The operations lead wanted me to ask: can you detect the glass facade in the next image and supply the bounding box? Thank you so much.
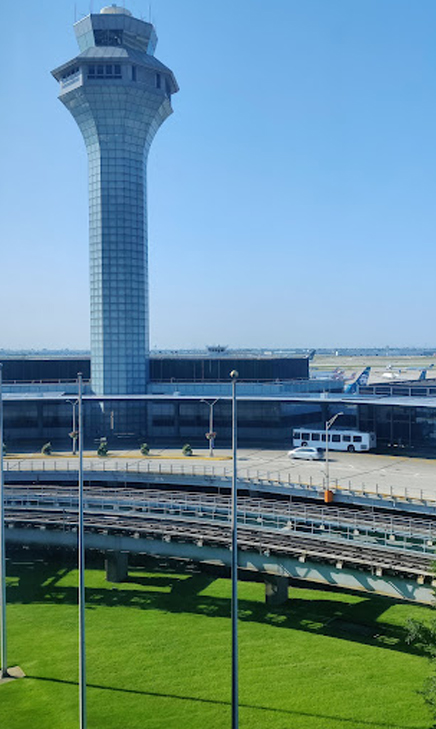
[52,9,178,395]
[0,355,309,384]
[150,356,309,382]
[3,397,436,452]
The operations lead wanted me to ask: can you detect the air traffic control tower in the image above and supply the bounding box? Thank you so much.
[52,6,178,395]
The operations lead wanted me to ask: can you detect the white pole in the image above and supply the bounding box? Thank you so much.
[209,402,214,457]
[325,412,344,495]
[73,401,77,456]
[201,399,219,457]
[0,364,7,678]
[66,399,78,456]
[78,373,87,728]
[230,370,239,729]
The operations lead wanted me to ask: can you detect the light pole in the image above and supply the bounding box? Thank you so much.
[230,370,239,729]
[200,399,219,457]
[77,373,87,729]
[66,399,78,456]
[325,412,344,501]
[0,364,8,679]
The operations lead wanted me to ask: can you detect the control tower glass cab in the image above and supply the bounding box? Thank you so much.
[52,6,178,395]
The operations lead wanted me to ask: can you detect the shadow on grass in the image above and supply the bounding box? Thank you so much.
[5,558,428,659]
[26,674,422,729]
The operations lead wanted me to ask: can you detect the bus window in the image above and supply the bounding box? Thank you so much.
[321,434,326,441]
[332,434,341,442]
[294,432,300,439]
[311,434,320,441]
[353,435,362,443]
[343,435,351,442]
[302,433,310,441]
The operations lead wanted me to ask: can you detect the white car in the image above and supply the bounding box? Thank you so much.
[287,446,324,461]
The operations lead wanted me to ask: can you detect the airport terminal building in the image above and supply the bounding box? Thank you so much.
[2,353,436,452]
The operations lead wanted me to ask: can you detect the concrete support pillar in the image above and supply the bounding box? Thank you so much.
[265,575,288,606]
[105,551,128,583]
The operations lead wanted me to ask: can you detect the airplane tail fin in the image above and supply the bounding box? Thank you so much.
[345,367,371,393]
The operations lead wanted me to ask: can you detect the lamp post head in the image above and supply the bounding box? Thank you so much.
[327,411,344,429]
[230,370,239,381]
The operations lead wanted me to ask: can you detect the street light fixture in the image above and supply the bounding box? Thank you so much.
[229,370,239,729]
[325,412,344,502]
[200,399,219,457]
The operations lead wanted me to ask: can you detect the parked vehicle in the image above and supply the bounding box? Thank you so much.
[287,446,324,461]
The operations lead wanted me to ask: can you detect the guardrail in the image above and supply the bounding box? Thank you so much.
[5,486,436,558]
[3,457,436,507]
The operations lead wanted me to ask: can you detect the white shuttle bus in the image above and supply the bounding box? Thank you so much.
[292,428,376,453]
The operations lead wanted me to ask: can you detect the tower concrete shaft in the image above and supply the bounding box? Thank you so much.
[52,6,178,395]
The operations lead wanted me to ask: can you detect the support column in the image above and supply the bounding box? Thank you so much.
[105,552,128,583]
[265,575,288,606]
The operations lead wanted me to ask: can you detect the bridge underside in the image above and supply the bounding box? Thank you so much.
[6,527,434,605]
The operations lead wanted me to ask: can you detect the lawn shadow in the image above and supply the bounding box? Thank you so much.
[6,557,74,604]
[25,674,423,729]
[4,558,428,659]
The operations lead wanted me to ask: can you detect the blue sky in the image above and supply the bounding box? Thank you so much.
[2,0,436,350]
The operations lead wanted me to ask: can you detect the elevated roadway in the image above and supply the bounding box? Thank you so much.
[4,485,436,604]
[4,455,436,516]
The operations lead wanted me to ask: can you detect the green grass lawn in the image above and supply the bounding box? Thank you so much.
[0,553,434,729]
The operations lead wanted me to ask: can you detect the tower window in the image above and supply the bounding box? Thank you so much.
[61,66,80,85]
[88,64,121,80]
[132,66,136,81]
[165,78,171,96]
[156,73,161,89]
[62,66,79,80]
[94,29,123,46]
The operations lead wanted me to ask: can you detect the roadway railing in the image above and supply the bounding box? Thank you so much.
[4,486,436,559]
[3,457,436,507]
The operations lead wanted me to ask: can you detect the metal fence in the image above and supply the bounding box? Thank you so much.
[5,485,436,557]
[3,457,436,505]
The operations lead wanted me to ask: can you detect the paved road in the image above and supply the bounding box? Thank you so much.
[4,448,436,499]
[237,449,436,497]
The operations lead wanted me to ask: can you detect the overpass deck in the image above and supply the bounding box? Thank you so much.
[5,486,436,578]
